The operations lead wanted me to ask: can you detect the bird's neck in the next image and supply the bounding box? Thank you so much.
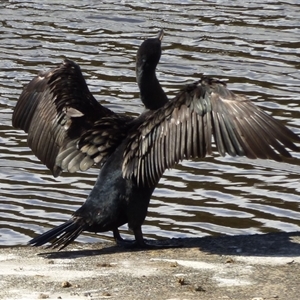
[137,69,168,110]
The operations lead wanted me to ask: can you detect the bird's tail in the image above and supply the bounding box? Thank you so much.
[28,219,86,250]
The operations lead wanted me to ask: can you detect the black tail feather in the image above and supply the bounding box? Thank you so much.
[29,219,85,250]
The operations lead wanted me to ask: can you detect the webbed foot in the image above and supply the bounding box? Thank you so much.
[113,228,183,249]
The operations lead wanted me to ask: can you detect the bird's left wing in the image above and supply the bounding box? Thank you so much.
[12,59,132,176]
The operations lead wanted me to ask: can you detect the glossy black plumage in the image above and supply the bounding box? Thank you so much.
[12,30,300,250]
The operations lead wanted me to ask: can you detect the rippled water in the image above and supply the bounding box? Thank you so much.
[1,0,300,247]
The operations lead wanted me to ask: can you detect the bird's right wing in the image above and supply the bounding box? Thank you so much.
[122,78,300,186]
[12,59,132,177]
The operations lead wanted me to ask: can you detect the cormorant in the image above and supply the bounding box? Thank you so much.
[12,30,300,250]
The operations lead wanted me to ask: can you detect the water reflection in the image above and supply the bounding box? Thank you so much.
[1,0,300,246]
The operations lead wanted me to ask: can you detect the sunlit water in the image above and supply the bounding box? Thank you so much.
[1,0,300,246]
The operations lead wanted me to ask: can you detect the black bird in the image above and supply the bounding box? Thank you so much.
[12,30,300,250]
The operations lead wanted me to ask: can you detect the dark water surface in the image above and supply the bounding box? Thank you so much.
[1,0,300,246]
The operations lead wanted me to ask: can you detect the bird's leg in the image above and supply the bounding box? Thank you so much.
[113,228,124,244]
[133,226,148,248]
[112,227,148,248]
[133,227,183,249]
[113,228,138,247]
[113,227,183,249]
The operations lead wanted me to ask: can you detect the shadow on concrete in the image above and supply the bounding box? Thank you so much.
[38,231,300,259]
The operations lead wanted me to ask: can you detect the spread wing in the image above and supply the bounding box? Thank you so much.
[123,78,300,186]
[12,59,133,177]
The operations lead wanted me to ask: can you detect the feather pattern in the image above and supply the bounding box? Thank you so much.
[12,30,300,250]
[12,59,133,177]
[122,78,300,186]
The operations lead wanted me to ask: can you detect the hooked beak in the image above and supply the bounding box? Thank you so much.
[157,29,164,41]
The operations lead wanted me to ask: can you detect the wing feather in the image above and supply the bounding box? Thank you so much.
[12,59,132,176]
[123,78,300,186]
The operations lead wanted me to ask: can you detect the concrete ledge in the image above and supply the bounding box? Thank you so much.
[1,232,300,300]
